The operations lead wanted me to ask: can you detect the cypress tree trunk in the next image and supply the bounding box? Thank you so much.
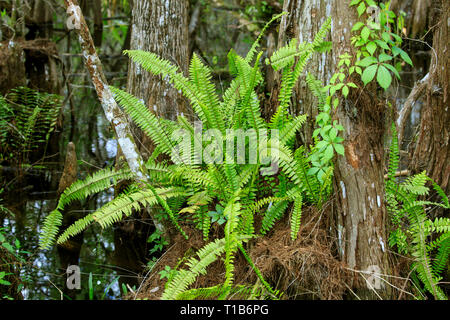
[113,0,192,291]
[331,0,392,299]
[271,0,333,145]
[410,0,449,197]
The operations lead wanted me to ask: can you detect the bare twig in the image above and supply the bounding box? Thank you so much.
[397,73,429,146]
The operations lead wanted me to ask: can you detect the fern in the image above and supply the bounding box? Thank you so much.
[162,238,226,300]
[290,194,303,241]
[260,200,289,235]
[0,87,62,162]
[386,123,449,300]
[40,15,339,300]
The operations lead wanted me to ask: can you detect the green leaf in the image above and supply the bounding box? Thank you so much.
[361,26,371,41]
[334,143,345,156]
[329,128,338,140]
[350,0,361,6]
[361,64,378,85]
[357,2,366,16]
[375,40,390,50]
[376,65,392,90]
[366,41,377,55]
[382,32,391,42]
[351,22,364,32]
[378,53,393,62]
[383,63,401,79]
[357,56,377,67]
[342,85,349,98]
[400,50,413,66]
[323,145,334,161]
[2,242,14,253]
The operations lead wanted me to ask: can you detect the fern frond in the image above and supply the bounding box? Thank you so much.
[290,195,303,241]
[39,209,63,250]
[237,242,281,299]
[56,214,95,244]
[124,50,218,130]
[111,87,176,155]
[260,200,289,235]
[162,238,226,300]
[92,187,186,229]
[280,114,307,145]
[189,54,225,133]
[245,12,287,63]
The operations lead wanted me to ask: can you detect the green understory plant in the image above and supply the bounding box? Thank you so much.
[0,87,62,164]
[39,14,341,299]
[386,124,450,300]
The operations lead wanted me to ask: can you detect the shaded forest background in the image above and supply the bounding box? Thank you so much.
[0,0,448,300]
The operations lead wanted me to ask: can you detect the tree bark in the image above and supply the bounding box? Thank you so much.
[272,0,333,146]
[410,0,449,197]
[113,0,192,291]
[331,0,392,299]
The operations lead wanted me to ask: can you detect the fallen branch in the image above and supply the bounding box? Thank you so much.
[63,0,167,234]
[384,170,410,180]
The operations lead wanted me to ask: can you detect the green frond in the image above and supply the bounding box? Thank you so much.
[92,187,186,229]
[260,200,289,235]
[57,214,95,245]
[124,50,218,130]
[400,171,429,196]
[111,86,176,155]
[189,54,225,132]
[222,197,242,298]
[280,114,307,145]
[39,209,63,250]
[306,73,327,109]
[162,238,226,300]
[432,236,450,277]
[245,12,287,63]
[237,243,281,299]
[293,147,321,204]
[290,195,303,241]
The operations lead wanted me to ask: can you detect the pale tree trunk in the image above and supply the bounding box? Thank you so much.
[271,0,333,146]
[410,0,449,197]
[127,0,192,160]
[113,0,191,290]
[331,0,392,299]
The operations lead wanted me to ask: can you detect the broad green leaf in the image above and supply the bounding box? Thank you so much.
[329,128,338,140]
[383,63,400,79]
[376,65,392,90]
[400,50,413,66]
[375,40,390,50]
[361,64,378,85]
[2,242,14,253]
[357,56,377,67]
[366,41,377,55]
[323,145,334,161]
[361,26,371,41]
[342,85,349,98]
[357,2,366,16]
[334,143,345,155]
[378,53,393,62]
[351,22,364,32]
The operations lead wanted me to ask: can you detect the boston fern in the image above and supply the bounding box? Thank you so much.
[0,87,62,162]
[387,123,450,300]
[40,15,336,299]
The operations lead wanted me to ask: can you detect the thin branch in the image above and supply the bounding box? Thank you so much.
[63,0,167,234]
[397,72,429,146]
